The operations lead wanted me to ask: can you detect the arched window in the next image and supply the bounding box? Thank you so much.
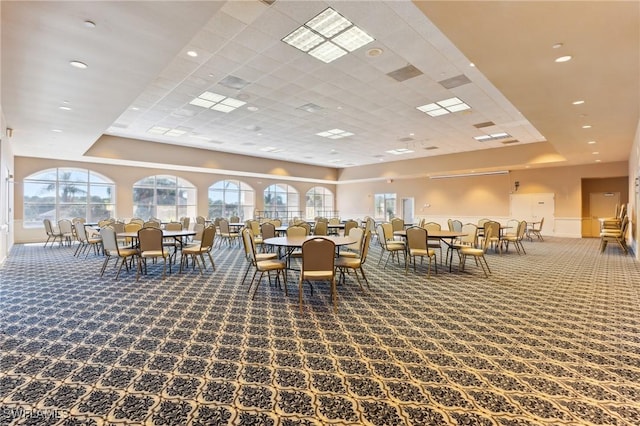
[208,180,255,220]
[23,168,115,227]
[263,184,300,220]
[132,175,196,221]
[306,186,335,219]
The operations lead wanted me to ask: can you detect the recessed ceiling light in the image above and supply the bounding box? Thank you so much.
[386,148,414,155]
[187,50,198,57]
[282,7,374,63]
[84,20,96,28]
[572,100,585,105]
[555,55,572,63]
[58,106,71,111]
[69,60,88,69]
[469,62,475,67]
[592,151,599,155]
[582,125,592,129]
[52,129,62,133]
[552,42,563,49]
[595,159,601,163]
[366,47,383,57]
[247,106,259,112]
[417,97,470,117]
[316,128,354,139]
[131,107,140,111]
[587,140,596,144]
[189,91,246,113]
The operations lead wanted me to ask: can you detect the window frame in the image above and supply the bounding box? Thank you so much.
[23,167,115,227]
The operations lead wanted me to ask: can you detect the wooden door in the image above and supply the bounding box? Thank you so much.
[588,192,620,237]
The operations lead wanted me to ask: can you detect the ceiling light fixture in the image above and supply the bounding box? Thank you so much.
[554,55,572,63]
[587,141,596,144]
[282,7,374,63]
[474,132,511,142]
[189,91,246,113]
[572,100,585,105]
[386,148,414,155]
[187,50,198,57]
[69,60,88,69]
[416,97,470,117]
[430,170,509,179]
[582,125,592,129]
[316,128,354,139]
[59,106,71,111]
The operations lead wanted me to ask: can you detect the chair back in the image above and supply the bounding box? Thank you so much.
[74,221,88,243]
[328,218,340,225]
[381,222,394,241]
[301,237,335,273]
[165,222,182,231]
[460,223,478,246]
[423,222,441,232]
[200,225,216,249]
[484,221,500,239]
[345,227,364,252]
[125,222,142,233]
[271,219,282,227]
[58,219,73,235]
[230,215,240,223]
[219,219,231,234]
[517,220,528,239]
[100,226,119,253]
[537,217,545,230]
[481,223,495,252]
[98,218,114,228]
[180,217,191,230]
[619,204,627,219]
[343,220,358,236]
[196,216,206,225]
[287,225,307,237]
[249,220,261,237]
[261,222,276,239]
[192,223,205,242]
[72,217,86,224]
[112,222,125,234]
[365,217,375,235]
[130,218,144,225]
[448,219,463,232]
[390,217,404,232]
[359,231,372,264]
[478,218,490,228]
[43,219,54,234]
[143,220,161,228]
[313,220,328,236]
[138,227,163,252]
[406,226,427,251]
[241,228,257,263]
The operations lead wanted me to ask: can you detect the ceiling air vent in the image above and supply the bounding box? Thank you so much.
[501,140,520,145]
[387,64,423,82]
[297,103,323,113]
[219,75,250,90]
[398,137,414,142]
[260,0,276,5]
[424,146,439,150]
[473,121,495,129]
[438,74,471,89]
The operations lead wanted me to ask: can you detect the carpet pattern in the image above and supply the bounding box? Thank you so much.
[1,236,639,425]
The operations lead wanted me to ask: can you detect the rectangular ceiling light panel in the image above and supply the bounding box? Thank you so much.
[189,91,246,113]
[283,7,374,63]
[416,97,471,117]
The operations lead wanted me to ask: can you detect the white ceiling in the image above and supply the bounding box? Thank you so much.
[2,1,638,174]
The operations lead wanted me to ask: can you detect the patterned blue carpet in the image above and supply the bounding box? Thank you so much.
[1,236,639,425]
